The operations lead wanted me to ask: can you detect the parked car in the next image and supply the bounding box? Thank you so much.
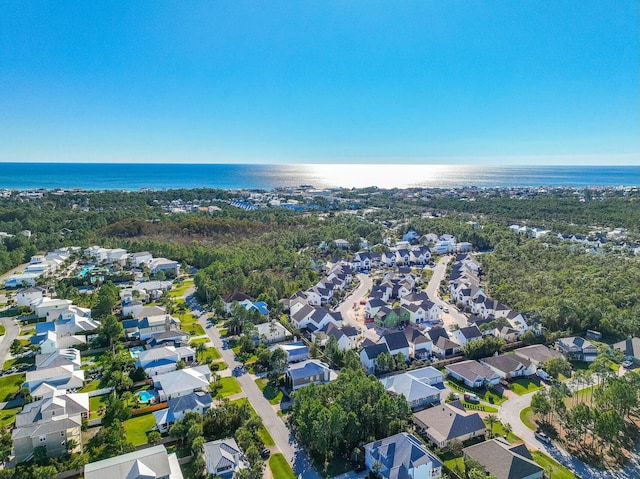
[260,447,271,459]
[622,360,633,369]
[536,369,551,381]
[535,430,552,444]
[463,393,479,403]
[442,307,449,313]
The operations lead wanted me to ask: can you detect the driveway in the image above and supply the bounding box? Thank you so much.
[425,256,468,328]
[196,310,321,479]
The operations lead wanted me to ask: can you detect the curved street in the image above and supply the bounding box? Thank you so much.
[425,256,468,328]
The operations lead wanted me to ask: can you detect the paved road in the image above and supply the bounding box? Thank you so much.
[196,312,321,479]
[0,316,20,366]
[499,388,640,479]
[336,273,372,325]
[425,256,468,328]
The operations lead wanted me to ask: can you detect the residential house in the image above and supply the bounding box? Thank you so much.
[374,306,410,328]
[334,239,350,249]
[410,246,431,265]
[513,345,562,368]
[353,251,373,271]
[445,360,500,389]
[379,331,410,360]
[222,292,254,314]
[364,432,443,479]
[413,400,486,449]
[463,438,544,479]
[122,299,144,318]
[153,391,212,433]
[505,311,531,333]
[16,286,47,307]
[480,355,536,380]
[136,346,196,377]
[30,298,73,318]
[276,341,309,363]
[404,327,432,360]
[84,444,184,479]
[428,329,461,358]
[127,306,180,341]
[148,257,180,276]
[613,337,640,365]
[360,343,390,374]
[129,251,153,267]
[366,298,387,319]
[153,365,211,401]
[33,330,87,354]
[148,329,190,348]
[450,325,483,348]
[254,321,288,345]
[12,409,82,463]
[35,349,81,372]
[492,325,520,342]
[557,336,598,362]
[203,438,246,478]
[285,359,334,390]
[25,365,85,396]
[380,366,443,410]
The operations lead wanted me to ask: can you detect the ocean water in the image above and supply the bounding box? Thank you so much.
[0,163,637,190]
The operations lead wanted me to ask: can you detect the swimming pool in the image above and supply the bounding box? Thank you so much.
[138,390,155,403]
[77,265,95,278]
[129,346,145,359]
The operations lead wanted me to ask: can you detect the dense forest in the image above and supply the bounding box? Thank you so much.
[480,237,640,338]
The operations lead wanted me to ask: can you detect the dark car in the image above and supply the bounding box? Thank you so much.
[260,447,271,459]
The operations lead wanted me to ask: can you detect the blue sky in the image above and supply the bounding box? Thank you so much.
[0,1,638,165]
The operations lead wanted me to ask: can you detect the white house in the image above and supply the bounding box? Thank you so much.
[129,251,153,267]
[153,365,211,401]
[203,438,246,478]
[84,445,183,479]
[30,298,73,318]
[365,433,443,479]
[16,286,48,307]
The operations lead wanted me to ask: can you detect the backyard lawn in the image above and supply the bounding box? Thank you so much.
[3,355,35,371]
[509,377,543,395]
[216,377,242,397]
[0,373,26,401]
[255,378,284,405]
[123,413,156,446]
[79,380,102,393]
[0,405,20,427]
[269,454,296,479]
[532,451,577,479]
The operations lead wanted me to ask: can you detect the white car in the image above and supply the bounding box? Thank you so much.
[443,306,449,313]
[622,360,633,369]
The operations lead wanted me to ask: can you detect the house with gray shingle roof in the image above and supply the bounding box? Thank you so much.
[154,391,212,433]
[557,336,598,362]
[445,360,500,389]
[412,400,486,448]
[360,343,390,373]
[463,438,543,479]
[480,354,536,380]
[613,337,640,365]
[513,344,562,367]
[364,432,443,479]
[285,359,335,390]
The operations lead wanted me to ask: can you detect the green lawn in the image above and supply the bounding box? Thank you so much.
[0,406,20,427]
[484,418,521,443]
[446,379,506,405]
[531,451,577,479]
[216,377,242,397]
[3,355,35,371]
[255,378,284,405]
[258,426,275,447]
[443,456,465,477]
[89,395,108,419]
[269,454,296,479]
[189,338,209,347]
[0,324,5,335]
[79,380,102,393]
[462,400,498,413]
[123,413,156,446]
[184,323,205,336]
[199,347,221,362]
[0,373,26,401]
[169,279,194,298]
[520,406,537,430]
[509,377,543,395]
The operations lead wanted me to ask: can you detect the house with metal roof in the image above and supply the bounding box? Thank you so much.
[154,391,212,433]
[412,400,486,449]
[203,438,247,478]
[153,365,211,401]
[380,367,442,410]
[275,341,309,363]
[285,359,335,390]
[136,345,195,376]
[84,444,183,479]
[364,432,443,479]
[463,438,543,479]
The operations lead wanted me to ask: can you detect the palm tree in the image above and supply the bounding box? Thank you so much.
[503,422,512,440]
[486,414,498,438]
[196,342,207,361]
